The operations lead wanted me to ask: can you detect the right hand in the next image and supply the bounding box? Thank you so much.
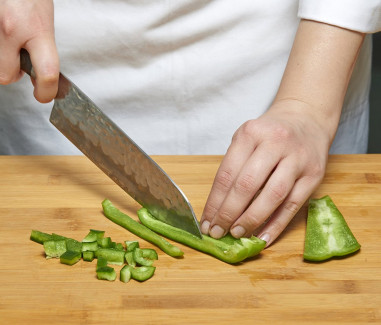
[0,0,59,103]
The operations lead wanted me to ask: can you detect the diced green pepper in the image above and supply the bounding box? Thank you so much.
[98,237,112,248]
[60,250,81,265]
[65,238,82,253]
[82,251,95,262]
[43,239,67,259]
[130,266,156,282]
[137,208,266,264]
[83,229,105,243]
[96,266,116,281]
[102,199,184,257]
[114,243,125,251]
[96,257,108,271]
[125,251,136,267]
[120,265,132,283]
[30,230,53,244]
[81,241,98,252]
[96,248,125,266]
[304,195,361,262]
[133,248,155,266]
[125,240,139,252]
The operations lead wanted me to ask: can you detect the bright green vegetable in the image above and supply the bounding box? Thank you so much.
[82,251,95,262]
[43,240,67,259]
[133,248,157,266]
[60,250,81,265]
[138,208,266,264]
[96,257,108,270]
[125,240,139,252]
[102,199,183,257]
[81,241,98,252]
[125,251,136,267]
[130,266,156,282]
[304,195,361,262]
[30,230,53,244]
[96,248,125,266]
[120,265,132,283]
[98,237,112,248]
[83,229,105,243]
[96,266,116,281]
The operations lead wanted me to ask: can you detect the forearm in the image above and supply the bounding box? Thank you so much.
[272,19,365,143]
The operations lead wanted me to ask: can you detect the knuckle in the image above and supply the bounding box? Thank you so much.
[283,200,300,215]
[38,72,59,88]
[272,125,293,142]
[234,173,257,195]
[1,14,17,37]
[242,213,262,231]
[268,182,288,204]
[214,168,234,191]
[217,210,235,225]
[232,120,256,143]
[203,202,218,219]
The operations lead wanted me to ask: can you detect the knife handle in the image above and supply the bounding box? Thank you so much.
[20,49,36,79]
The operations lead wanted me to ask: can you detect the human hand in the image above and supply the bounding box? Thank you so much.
[200,100,330,246]
[0,0,59,102]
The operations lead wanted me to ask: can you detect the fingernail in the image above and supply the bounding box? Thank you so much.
[210,225,225,239]
[230,225,246,238]
[259,233,270,244]
[200,220,210,234]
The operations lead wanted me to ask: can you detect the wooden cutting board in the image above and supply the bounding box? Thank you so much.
[0,155,380,324]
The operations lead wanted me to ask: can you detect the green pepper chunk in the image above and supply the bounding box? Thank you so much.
[83,229,105,243]
[96,266,116,281]
[120,265,132,283]
[304,195,361,262]
[102,199,183,257]
[43,239,67,259]
[130,266,156,282]
[125,240,139,252]
[82,251,95,262]
[81,241,98,252]
[133,248,157,266]
[96,248,125,265]
[60,250,81,265]
[125,251,136,267]
[30,230,53,244]
[98,237,112,248]
[137,208,266,264]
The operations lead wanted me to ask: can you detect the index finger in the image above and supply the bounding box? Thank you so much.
[25,33,59,103]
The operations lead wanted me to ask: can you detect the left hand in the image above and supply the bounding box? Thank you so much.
[199,100,329,246]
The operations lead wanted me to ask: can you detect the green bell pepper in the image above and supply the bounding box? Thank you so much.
[304,195,361,262]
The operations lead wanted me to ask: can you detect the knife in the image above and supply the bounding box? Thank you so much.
[20,49,202,238]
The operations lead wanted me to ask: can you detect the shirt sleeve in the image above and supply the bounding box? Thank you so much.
[298,0,381,33]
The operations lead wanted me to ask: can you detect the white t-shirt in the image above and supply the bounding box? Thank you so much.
[1,0,380,155]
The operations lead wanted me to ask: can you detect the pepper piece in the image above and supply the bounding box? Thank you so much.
[43,239,67,259]
[133,248,157,266]
[125,240,139,252]
[60,250,81,265]
[82,251,95,262]
[96,266,117,281]
[125,251,136,267]
[137,208,266,264]
[81,241,98,252]
[96,248,125,265]
[304,195,361,262]
[30,230,53,244]
[120,265,132,283]
[98,237,112,248]
[102,199,183,257]
[83,229,105,243]
[130,266,156,282]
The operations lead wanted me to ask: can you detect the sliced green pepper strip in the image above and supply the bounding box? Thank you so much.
[30,230,53,244]
[304,195,361,262]
[137,208,266,264]
[130,266,156,282]
[102,199,183,258]
[60,250,81,265]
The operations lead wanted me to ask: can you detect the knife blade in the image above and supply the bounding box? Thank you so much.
[20,49,202,238]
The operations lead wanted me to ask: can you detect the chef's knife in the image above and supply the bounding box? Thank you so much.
[20,49,202,238]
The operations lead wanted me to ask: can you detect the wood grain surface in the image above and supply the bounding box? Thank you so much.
[0,155,380,324]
